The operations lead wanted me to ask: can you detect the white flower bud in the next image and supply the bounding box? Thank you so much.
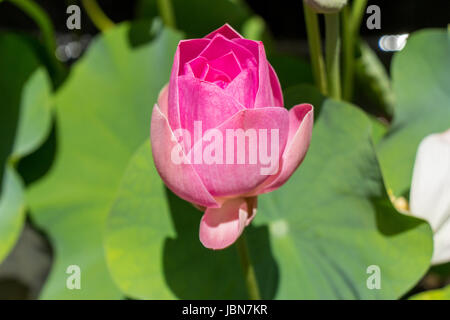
[410,129,450,265]
[304,0,348,14]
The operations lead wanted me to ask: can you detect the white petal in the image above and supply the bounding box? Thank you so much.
[410,129,450,264]
[433,217,450,264]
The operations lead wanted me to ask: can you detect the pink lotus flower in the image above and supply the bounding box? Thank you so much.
[151,24,313,250]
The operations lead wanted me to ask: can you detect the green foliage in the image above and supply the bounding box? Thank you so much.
[0,33,52,264]
[104,143,250,299]
[354,41,395,117]
[12,69,52,160]
[0,166,25,263]
[410,285,450,300]
[0,4,447,300]
[254,100,432,299]
[378,30,450,196]
[0,33,40,185]
[104,98,433,299]
[27,23,183,299]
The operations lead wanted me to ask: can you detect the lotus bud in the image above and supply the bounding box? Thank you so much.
[150,24,314,250]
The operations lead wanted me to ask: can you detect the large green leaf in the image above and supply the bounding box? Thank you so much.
[410,285,450,300]
[0,166,26,262]
[105,143,250,299]
[0,33,52,264]
[12,69,53,160]
[0,33,40,189]
[27,23,183,299]
[105,98,432,299]
[254,100,432,299]
[377,29,450,196]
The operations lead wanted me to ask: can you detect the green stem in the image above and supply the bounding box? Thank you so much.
[303,1,327,95]
[156,0,176,29]
[8,0,55,53]
[342,0,368,101]
[325,13,341,100]
[350,0,368,36]
[7,0,63,82]
[81,0,114,32]
[236,232,261,300]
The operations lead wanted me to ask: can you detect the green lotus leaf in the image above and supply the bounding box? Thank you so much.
[104,98,433,299]
[378,29,450,196]
[27,23,183,299]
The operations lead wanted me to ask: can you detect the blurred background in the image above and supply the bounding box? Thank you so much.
[0,0,449,299]
[2,1,449,61]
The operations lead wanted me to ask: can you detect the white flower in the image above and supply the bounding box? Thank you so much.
[410,129,450,265]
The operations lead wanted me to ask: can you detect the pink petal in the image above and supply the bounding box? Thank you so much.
[268,63,284,107]
[150,103,218,208]
[169,39,211,131]
[199,34,256,70]
[178,39,211,76]
[253,104,313,194]
[157,84,169,116]
[204,23,244,40]
[177,75,245,142]
[199,197,257,250]
[185,56,210,79]
[208,51,242,80]
[225,65,258,108]
[168,46,182,132]
[188,107,289,197]
[232,38,259,62]
[234,39,283,108]
[185,52,243,87]
[204,65,231,87]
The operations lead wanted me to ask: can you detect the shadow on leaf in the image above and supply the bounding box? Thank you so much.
[163,189,279,299]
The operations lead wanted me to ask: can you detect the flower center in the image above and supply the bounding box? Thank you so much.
[185,51,242,89]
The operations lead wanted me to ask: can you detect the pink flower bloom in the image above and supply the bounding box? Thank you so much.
[151,24,313,250]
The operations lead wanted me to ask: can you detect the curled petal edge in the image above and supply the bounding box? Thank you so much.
[250,104,314,195]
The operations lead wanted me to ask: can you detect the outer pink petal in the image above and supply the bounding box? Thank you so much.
[157,84,169,116]
[168,39,210,131]
[268,63,284,107]
[204,23,244,40]
[251,104,314,194]
[199,197,256,250]
[189,107,289,197]
[151,103,218,208]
